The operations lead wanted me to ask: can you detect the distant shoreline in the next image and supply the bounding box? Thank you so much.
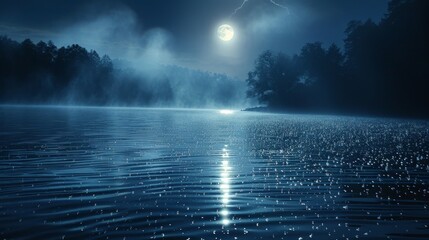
[241,106,270,112]
[242,106,428,121]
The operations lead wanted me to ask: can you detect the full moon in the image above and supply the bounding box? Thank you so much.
[218,24,234,41]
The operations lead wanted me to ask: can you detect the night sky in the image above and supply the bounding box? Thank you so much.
[0,0,389,77]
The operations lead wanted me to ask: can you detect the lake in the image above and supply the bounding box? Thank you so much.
[0,106,428,239]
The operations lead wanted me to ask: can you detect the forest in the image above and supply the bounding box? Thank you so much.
[0,37,244,107]
[246,0,429,118]
[1,0,428,118]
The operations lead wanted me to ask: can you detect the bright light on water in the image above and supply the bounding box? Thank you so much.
[220,209,229,216]
[219,145,232,226]
[2,107,428,238]
[222,219,230,226]
[222,193,230,204]
[219,109,235,115]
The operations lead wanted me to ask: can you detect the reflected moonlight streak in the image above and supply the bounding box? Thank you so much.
[219,145,232,226]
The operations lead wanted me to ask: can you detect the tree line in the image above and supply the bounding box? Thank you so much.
[246,0,429,118]
[0,37,244,107]
[0,38,110,104]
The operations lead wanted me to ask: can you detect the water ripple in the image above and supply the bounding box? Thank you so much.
[0,106,428,239]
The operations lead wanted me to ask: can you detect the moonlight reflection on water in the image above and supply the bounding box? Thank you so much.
[220,146,232,226]
[0,106,428,239]
[219,109,235,115]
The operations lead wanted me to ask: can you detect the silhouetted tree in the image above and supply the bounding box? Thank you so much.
[247,44,346,112]
[246,51,301,108]
[295,42,345,110]
[0,36,243,107]
[247,0,429,118]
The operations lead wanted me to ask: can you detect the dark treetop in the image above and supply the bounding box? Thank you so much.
[246,0,429,119]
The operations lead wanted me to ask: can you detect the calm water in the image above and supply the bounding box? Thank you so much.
[1,106,429,240]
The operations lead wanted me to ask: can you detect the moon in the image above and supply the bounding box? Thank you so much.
[218,24,234,41]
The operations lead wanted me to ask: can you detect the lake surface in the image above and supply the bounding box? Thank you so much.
[1,106,429,240]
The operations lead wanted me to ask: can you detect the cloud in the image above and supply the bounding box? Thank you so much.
[48,8,247,108]
[0,6,249,108]
[53,8,175,70]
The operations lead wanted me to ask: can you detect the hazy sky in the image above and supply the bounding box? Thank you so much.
[0,0,389,78]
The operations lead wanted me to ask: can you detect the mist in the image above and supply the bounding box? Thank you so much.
[0,7,249,108]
